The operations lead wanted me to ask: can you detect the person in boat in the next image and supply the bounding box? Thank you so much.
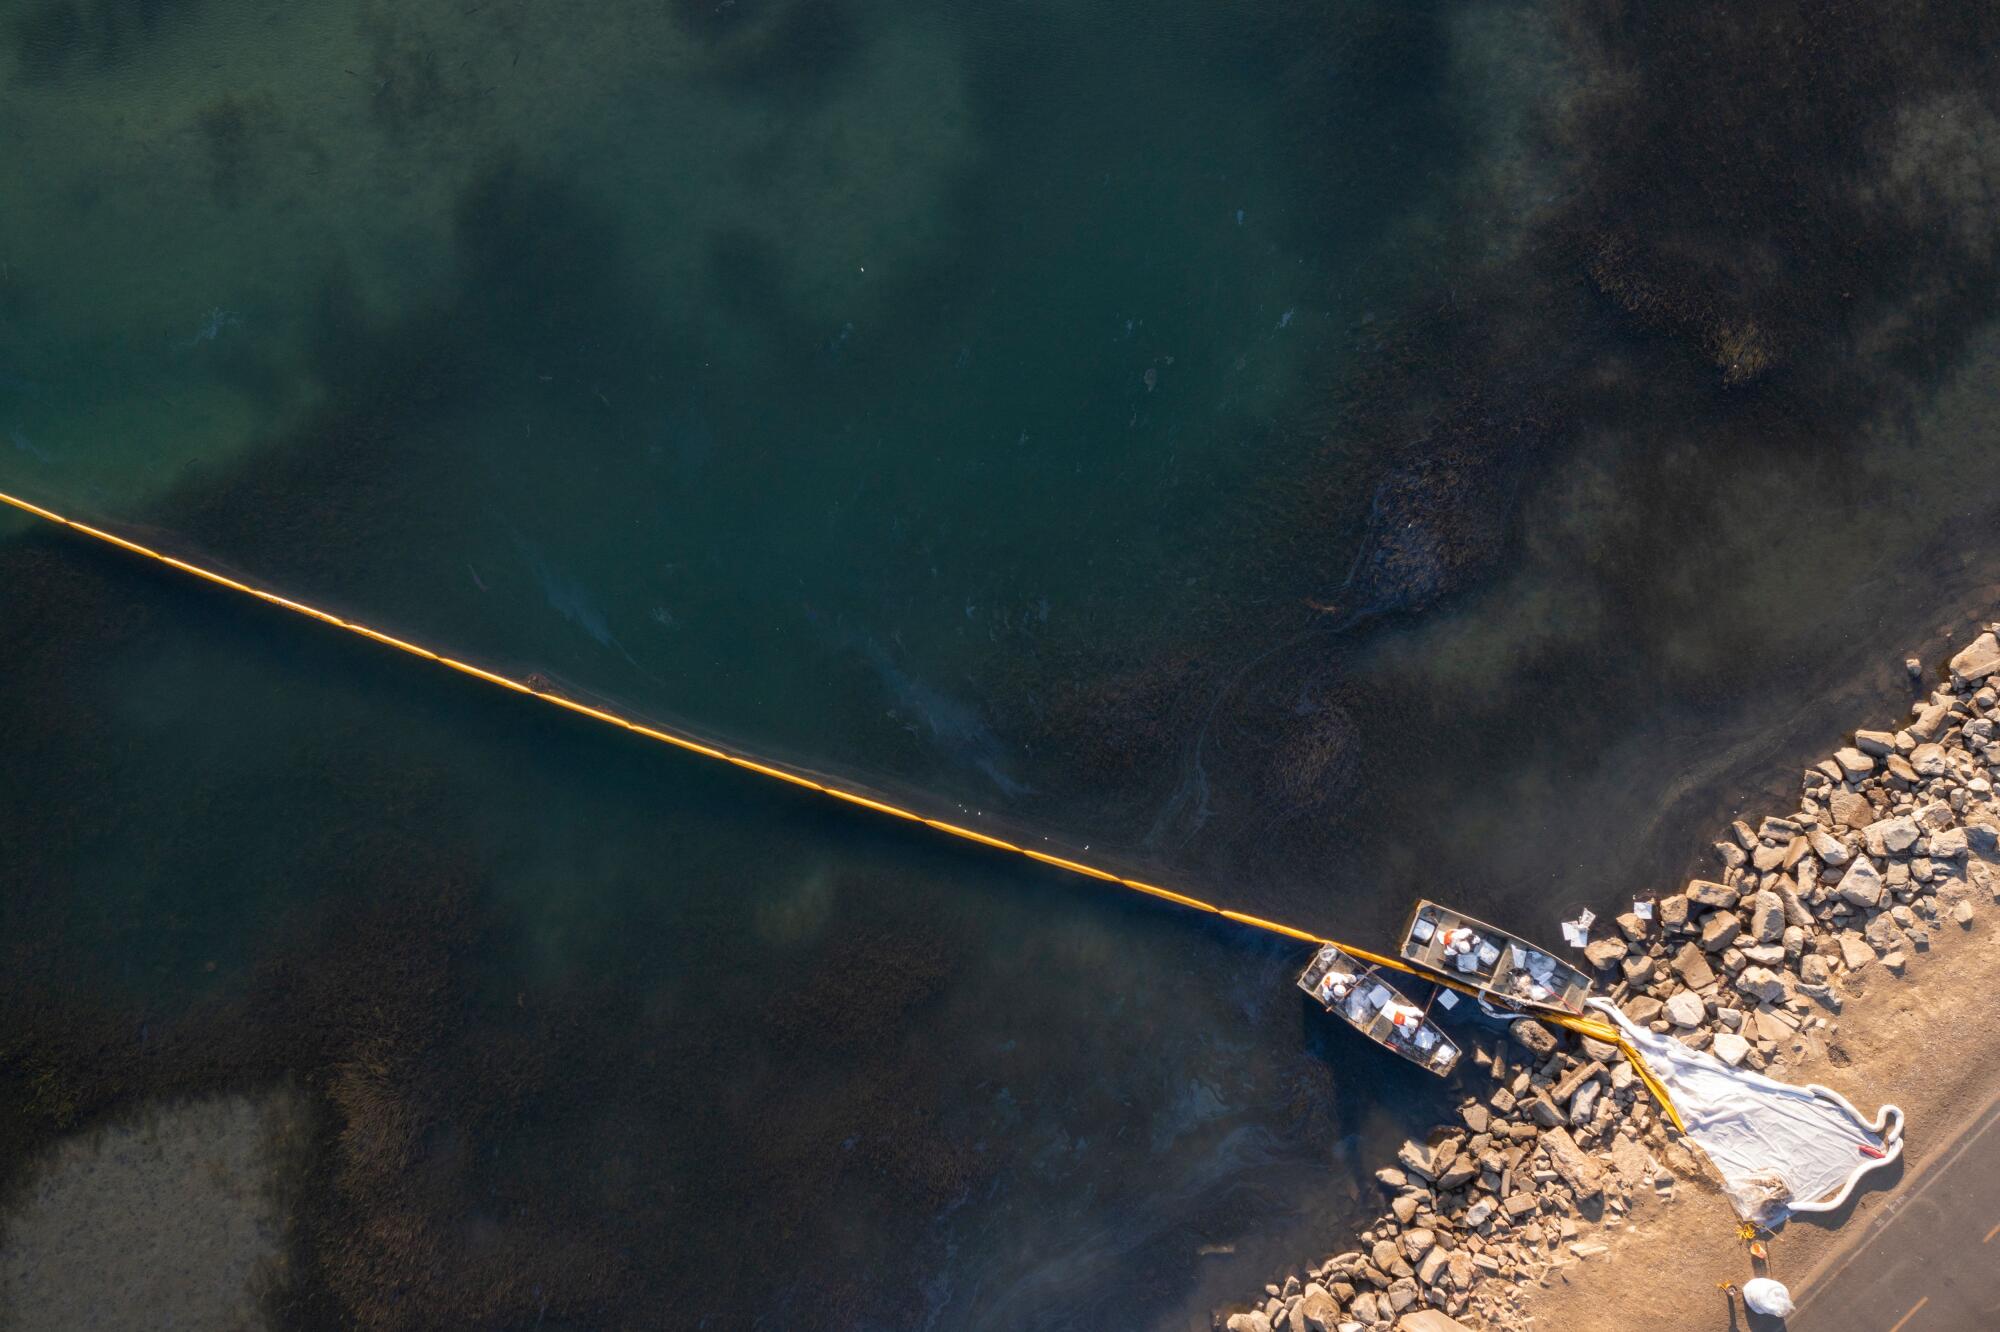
[1383,1000,1424,1038]
[1316,969,1353,1006]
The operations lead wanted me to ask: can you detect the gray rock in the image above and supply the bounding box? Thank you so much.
[1810,828,1852,865]
[1625,994,1664,1023]
[1672,943,1717,988]
[1397,1141,1433,1179]
[1385,1278,1420,1314]
[1838,857,1885,908]
[1297,1286,1342,1332]
[1699,912,1742,952]
[1686,879,1739,908]
[1911,742,1951,778]
[1834,747,1875,777]
[1376,1167,1408,1189]
[1666,991,1706,1027]
[1227,1314,1274,1332]
[1735,965,1785,1003]
[1463,1196,1495,1227]
[1910,700,1949,741]
[1954,899,1977,926]
[1837,932,1875,971]
[1714,839,1748,869]
[1931,827,1968,859]
[1865,815,1921,857]
[1829,790,1875,828]
[1713,1031,1750,1065]
[1395,1314,1475,1332]
[1949,631,2000,681]
[1551,1059,1606,1105]
[1658,894,1692,931]
[1800,953,1830,985]
[1855,729,1897,755]
[1864,912,1910,956]
[1747,890,1785,942]
[1541,1126,1605,1197]
[1510,1018,1557,1059]
[1584,936,1628,969]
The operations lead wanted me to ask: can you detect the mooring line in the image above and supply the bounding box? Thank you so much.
[0,487,1678,1126]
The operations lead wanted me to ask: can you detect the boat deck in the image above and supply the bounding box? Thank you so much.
[1297,945,1460,1076]
[1400,900,1591,1016]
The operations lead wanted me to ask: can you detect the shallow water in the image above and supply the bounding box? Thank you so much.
[5,1,2000,1328]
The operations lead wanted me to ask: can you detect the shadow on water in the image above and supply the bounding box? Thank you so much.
[10,0,203,84]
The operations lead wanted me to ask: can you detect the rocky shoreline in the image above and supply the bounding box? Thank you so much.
[1217,625,2000,1332]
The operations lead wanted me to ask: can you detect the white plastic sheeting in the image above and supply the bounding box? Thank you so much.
[1591,1000,1904,1223]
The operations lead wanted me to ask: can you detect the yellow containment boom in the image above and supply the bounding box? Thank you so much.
[0,487,1681,1130]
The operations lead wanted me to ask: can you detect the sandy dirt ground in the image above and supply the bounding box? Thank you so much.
[1517,883,2000,1331]
[0,1091,300,1332]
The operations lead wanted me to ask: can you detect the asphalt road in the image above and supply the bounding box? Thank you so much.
[1789,1087,2000,1332]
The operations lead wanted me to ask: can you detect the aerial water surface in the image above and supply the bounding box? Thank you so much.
[4,1,2000,1328]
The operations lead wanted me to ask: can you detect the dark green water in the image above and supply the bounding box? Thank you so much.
[6,1,2000,1328]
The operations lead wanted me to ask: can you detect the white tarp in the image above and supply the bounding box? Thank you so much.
[1591,1000,1904,1223]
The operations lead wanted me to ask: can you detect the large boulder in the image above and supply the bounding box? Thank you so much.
[1950,631,2000,681]
[1809,828,1852,865]
[1735,966,1785,1003]
[1510,1017,1558,1058]
[1686,879,1739,909]
[1295,1286,1342,1332]
[1864,815,1921,857]
[1828,790,1874,828]
[1540,1126,1605,1197]
[1666,991,1706,1027]
[1838,857,1885,908]
[1672,943,1717,988]
[1837,933,1875,971]
[1584,936,1629,969]
[1699,912,1742,952]
[1397,1311,1475,1332]
[1747,890,1785,942]
[1864,913,1910,956]
[1910,743,1950,778]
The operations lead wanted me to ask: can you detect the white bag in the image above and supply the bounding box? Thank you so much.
[1742,1278,1795,1316]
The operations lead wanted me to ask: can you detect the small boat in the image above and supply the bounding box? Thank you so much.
[1398,900,1591,1016]
[1297,944,1461,1076]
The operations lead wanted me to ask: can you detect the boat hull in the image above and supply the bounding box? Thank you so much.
[1297,945,1461,1077]
[1398,900,1592,1017]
